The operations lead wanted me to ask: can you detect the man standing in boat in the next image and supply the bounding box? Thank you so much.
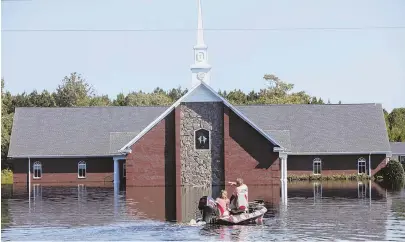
[228,178,249,213]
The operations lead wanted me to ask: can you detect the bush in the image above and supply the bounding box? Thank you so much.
[1,169,13,185]
[376,159,405,190]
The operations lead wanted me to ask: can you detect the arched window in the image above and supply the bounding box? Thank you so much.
[33,161,42,179]
[313,158,322,175]
[358,157,366,174]
[194,128,210,150]
[78,161,86,178]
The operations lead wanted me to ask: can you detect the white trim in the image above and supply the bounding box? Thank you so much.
[78,160,86,179]
[119,83,201,151]
[313,158,322,175]
[201,82,282,147]
[358,157,367,175]
[193,128,211,151]
[28,158,31,192]
[33,161,42,179]
[119,82,283,151]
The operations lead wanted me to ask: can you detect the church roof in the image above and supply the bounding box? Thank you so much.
[390,142,405,155]
[8,106,168,158]
[236,103,391,154]
[8,102,391,158]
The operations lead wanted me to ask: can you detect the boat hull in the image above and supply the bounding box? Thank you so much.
[215,206,267,225]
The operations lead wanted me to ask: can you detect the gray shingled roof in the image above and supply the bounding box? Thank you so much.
[236,103,391,154]
[390,142,405,155]
[8,103,391,158]
[8,107,167,157]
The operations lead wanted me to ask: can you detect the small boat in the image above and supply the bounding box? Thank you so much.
[197,196,267,225]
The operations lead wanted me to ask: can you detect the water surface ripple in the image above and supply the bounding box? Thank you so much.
[1,181,404,241]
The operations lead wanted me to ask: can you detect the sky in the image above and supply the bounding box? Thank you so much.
[1,0,405,111]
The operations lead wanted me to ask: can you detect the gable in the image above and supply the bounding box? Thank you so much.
[120,83,282,151]
[182,84,222,102]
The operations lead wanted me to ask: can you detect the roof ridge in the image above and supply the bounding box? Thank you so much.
[235,103,381,107]
[15,105,171,109]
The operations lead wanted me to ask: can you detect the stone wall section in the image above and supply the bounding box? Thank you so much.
[180,102,224,186]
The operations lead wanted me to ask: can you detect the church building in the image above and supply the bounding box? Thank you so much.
[7,0,392,189]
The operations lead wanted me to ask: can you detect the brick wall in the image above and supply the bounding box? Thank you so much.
[287,154,388,176]
[223,107,280,185]
[12,157,113,184]
[126,110,176,187]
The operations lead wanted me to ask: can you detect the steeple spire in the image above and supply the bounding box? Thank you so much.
[191,0,211,88]
[197,0,205,47]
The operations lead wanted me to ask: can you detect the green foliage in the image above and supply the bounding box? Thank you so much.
[54,72,94,107]
[377,159,405,189]
[1,169,13,184]
[387,108,405,142]
[90,95,111,106]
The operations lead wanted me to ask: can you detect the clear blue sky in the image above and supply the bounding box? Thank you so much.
[1,0,404,111]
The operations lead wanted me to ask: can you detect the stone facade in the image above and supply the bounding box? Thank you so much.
[180,102,224,186]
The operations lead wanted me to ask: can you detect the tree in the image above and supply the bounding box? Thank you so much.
[167,86,187,102]
[90,95,111,106]
[125,91,172,106]
[1,113,13,168]
[112,93,126,106]
[1,79,13,115]
[54,72,94,107]
[257,74,312,104]
[1,79,14,168]
[226,89,247,105]
[388,108,405,142]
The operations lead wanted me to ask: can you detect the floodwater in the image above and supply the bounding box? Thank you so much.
[1,181,405,241]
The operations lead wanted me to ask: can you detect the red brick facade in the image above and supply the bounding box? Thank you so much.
[287,154,387,177]
[125,110,176,187]
[12,157,113,184]
[223,106,280,185]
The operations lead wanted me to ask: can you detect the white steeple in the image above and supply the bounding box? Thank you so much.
[191,0,211,88]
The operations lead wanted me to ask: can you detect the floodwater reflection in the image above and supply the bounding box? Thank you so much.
[1,181,405,241]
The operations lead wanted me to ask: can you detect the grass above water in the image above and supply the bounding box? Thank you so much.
[1,169,13,185]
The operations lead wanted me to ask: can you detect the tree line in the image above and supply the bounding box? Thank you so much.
[1,72,404,168]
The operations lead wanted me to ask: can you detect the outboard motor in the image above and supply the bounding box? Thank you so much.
[198,196,218,223]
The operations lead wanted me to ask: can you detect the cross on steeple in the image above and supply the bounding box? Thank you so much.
[190,0,212,88]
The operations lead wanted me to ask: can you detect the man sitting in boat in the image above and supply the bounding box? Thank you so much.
[228,178,249,214]
[215,190,230,217]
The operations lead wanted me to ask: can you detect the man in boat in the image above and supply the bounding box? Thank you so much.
[228,178,249,213]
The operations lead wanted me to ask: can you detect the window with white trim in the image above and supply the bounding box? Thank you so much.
[313,158,322,175]
[33,161,42,179]
[78,161,86,178]
[358,157,367,174]
[123,163,126,178]
[400,155,405,164]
